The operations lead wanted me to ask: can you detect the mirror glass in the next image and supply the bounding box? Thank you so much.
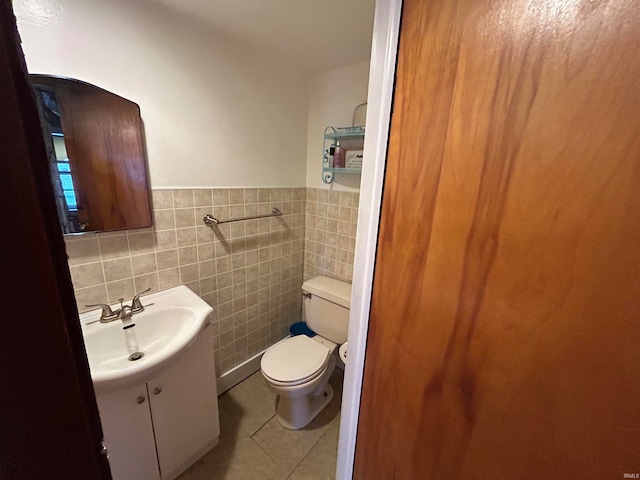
[31,75,152,234]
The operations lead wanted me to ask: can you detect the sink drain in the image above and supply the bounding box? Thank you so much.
[128,352,144,361]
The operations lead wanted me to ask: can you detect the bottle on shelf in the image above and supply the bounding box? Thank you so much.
[334,141,344,168]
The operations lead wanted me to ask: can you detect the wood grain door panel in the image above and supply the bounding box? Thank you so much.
[57,81,151,232]
[355,0,640,478]
[32,75,152,233]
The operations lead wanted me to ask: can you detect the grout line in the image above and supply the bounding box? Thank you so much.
[248,410,277,441]
[284,426,329,479]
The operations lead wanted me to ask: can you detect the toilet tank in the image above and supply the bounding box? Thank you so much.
[302,276,351,344]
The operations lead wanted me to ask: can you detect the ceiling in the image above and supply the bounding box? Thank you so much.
[151,0,376,74]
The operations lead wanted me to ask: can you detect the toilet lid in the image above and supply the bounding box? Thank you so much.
[261,336,330,384]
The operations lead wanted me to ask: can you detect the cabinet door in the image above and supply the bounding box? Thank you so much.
[96,384,160,480]
[149,327,220,480]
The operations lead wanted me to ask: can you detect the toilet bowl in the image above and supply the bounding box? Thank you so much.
[262,335,337,429]
[260,276,351,430]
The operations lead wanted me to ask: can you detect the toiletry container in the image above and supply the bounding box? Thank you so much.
[334,141,344,168]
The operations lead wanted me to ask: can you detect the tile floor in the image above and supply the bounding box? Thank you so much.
[177,368,343,480]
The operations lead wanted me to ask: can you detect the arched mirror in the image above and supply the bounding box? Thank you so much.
[31,75,152,234]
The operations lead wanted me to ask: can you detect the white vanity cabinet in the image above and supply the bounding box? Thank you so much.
[148,325,219,479]
[97,383,159,480]
[96,326,219,480]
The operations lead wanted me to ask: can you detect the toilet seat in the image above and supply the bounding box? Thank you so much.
[261,336,331,386]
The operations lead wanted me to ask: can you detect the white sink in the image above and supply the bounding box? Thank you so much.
[80,286,213,392]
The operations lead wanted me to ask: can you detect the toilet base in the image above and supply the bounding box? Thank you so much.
[276,383,334,430]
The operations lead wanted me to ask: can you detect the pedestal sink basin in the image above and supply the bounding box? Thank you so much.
[80,285,213,392]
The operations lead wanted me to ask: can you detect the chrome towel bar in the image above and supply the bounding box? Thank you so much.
[203,207,282,226]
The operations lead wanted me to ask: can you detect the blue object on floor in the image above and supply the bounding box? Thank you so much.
[289,321,316,337]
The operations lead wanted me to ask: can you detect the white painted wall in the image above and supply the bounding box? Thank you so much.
[15,0,309,188]
[306,61,371,191]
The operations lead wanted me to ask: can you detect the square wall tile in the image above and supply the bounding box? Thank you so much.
[194,189,212,207]
[132,253,157,276]
[152,190,173,209]
[70,262,105,289]
[175,209,196,228]
[129,231,155,254]
[158,268,180,289]
[65,237,100,266]
[156,249,178,270]
[154,210,175,230]
[99,235,129,260]
[213,189,229,206]
[75,285,108,312]
[173,189,194,208]
[134,273,159,293]
[103,258,133,282]
[106,278,135,304]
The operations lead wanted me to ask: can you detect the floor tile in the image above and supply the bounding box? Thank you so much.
[287,417,340,480]
[183,435,288,480]
[251,369,344,474]
[218,371,277,436]
[178,363,344,480]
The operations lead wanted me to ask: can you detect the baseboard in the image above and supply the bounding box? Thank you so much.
[216,349,264,395]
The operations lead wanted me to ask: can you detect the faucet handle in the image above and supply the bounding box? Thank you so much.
[131,288,151,313]
[85,303,119,322]
[116,298,134,321]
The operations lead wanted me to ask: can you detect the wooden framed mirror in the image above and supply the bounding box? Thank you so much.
[31,75,152,234]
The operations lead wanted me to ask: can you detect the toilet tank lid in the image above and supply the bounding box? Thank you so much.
[302,276,352,308]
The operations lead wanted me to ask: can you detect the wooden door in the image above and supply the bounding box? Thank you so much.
[355,0,640,479]
[0,4,110,479]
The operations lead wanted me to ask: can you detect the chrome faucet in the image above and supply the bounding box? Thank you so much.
[116,301,134,321]
[86,288,151,323]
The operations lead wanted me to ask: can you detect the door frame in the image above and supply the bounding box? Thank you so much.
[335,0,402,477]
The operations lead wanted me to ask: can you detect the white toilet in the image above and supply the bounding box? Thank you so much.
[260,276,351,430]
